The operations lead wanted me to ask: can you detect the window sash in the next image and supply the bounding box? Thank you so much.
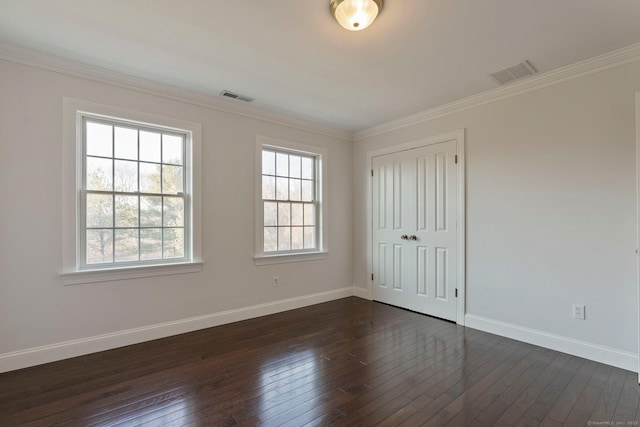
[261,148,320,254]
[262,200,318,253]
[79,114,190,269]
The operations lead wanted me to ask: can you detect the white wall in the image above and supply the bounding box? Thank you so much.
[354,60,640,361]
[0,59,353,365]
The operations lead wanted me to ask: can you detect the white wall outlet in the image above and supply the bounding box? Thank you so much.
[573,304,585,320]
[273,276,279,287]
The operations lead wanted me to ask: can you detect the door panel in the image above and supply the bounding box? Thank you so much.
[372,140,458,320]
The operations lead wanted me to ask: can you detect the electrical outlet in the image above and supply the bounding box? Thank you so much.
[273,276,279,287]
[573,304,585,320]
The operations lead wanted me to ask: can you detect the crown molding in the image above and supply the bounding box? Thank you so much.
[4,41,640,144]
[0,43,353,142]
[354,42,640,141]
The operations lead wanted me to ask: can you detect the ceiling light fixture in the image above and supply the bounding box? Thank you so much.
[330,0,383,31]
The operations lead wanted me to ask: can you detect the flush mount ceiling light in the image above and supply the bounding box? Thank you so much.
[330,0,384,31]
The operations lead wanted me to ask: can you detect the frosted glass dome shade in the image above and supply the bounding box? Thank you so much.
[331,0,383,31]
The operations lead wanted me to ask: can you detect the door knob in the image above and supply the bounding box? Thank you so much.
[400,234,408,240]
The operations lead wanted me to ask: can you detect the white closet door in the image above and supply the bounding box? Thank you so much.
[372,140,458,321]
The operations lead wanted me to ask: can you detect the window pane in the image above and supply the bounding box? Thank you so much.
[302,180,314,201]
[87,229,113,264]
[264,202,277,226]
[291,203,303,226]
[115,229,138,262]
[114,127,138,160]
[304,226,316,249]
[278,227,291,251]
[87,194,113,227]
[140,131,161,163]
[114,160,138,192]
[140,228,162,260]
[86,157,113,191]
[262,175,275,200]
[140,196,162,227]
[264,227,277,252]
[163,228,184,258]
[304,204,315,226]
[291,227,303,250]
[278,203,290,226]
[276,177,288,201]
[301,157,313,179]
[163,197,184,227]
[163,134,183,165]
[115,195,138,227]
[289,155,301,178]
[276,152,288,176]
[262,150,275,175]
[86,122,112,158]
[290,179,301,201]
[140,163,161,193]
[162,165,183,194]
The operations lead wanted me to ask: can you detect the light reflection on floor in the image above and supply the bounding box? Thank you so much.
[96,392,193,426]
[257,348,319,422]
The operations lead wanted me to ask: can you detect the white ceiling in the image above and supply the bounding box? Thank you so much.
[2,0,640,132]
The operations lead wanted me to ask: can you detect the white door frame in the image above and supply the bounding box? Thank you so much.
[365,129,466,325]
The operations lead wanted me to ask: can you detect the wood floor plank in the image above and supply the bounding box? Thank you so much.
[419,340,534,426]
[612,374,640,423]
[562,362,613,425]
[341,332,511,425]
[540,358,599,424]
[518,355,583,424]
[460,346,545,423]
[440,344,539,427]
[589,367,628,423]
[0,297,637,427]
[491,352,571,426]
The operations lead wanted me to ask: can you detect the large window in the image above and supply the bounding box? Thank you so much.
[61,98,202,284]
[256,137,326,262]
[81,116,189,267]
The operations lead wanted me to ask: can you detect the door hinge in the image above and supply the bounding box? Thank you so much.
[455,155,458,164]
[371,169,374,177]
[455,288,458,298]
[371,273,374,281]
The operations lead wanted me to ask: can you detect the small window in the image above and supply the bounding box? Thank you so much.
[262,148,318,253]
[255,136,327,262]
[81,115,190,268]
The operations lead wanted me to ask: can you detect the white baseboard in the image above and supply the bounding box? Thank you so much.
[352,285,372,300]
[465,314,638,372]
[8,292,633,374]
[0,287,354,373]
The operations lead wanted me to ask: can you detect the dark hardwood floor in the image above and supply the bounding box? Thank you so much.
[1,297,638,426]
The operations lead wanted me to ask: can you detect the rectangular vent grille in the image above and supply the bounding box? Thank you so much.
[220,90,254,103]
[490,60,537,85]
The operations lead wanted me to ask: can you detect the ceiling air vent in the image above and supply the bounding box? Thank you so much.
[220,90,254,103]
[490,60,537,85]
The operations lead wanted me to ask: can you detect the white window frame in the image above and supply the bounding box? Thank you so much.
[254,136,328,265]
[61,98,202,284]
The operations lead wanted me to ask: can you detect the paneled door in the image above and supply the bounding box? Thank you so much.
[372,140,458,320]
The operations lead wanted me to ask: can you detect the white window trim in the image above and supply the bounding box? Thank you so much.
[61,97,203,285]
[254,135,328,265]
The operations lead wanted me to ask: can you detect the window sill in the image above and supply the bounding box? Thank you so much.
[254,252,328,266]
[60,261,203,285]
